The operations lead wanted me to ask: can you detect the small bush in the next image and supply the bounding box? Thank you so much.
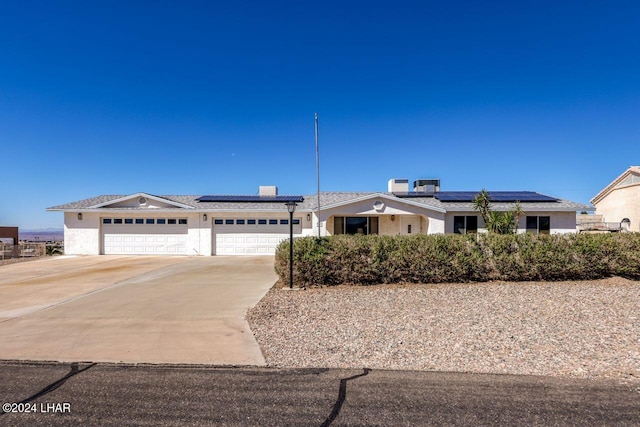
[275,232,640,287]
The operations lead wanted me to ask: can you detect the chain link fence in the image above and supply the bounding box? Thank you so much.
[0,242,47,260]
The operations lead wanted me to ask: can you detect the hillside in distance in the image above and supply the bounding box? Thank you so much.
[19,229,64,242]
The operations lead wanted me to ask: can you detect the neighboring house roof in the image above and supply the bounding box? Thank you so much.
[48,191,592,213]
[591,166,640,205]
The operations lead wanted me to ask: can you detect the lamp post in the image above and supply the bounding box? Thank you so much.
[285,200,297,289]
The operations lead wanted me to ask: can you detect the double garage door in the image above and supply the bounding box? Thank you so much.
[213,218,301,255]
[102,218,188,255]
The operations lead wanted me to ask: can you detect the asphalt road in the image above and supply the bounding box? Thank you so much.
[1,361,638,426]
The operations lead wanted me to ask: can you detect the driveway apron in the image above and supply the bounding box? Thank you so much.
[0,256,277,365]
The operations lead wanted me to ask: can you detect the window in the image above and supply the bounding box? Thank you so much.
[454,216,478,234]
[214,219,223,225]
[103,218,112,224]
[168,219,177,224]
[124,218,133,224]
[135,218,144,224]
[333,217,379,235]
[292,219,300,225]
[526,216,550,234]
[157,219,166,225]
[269,219,278,225]
[236,219,245,225]
[114,219,123,224]
[146,219,155,224]
[258,219,267,225]
[225,219,234,225]
[248,219,256,225]
[280,219,289,225]
[178,219,187,225]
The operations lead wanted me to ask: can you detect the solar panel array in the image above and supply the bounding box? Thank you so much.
[394,191,559,202]
[196,195,305,203]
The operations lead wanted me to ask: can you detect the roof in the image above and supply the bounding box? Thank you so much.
[591,166,640,205]
[48,190,592,213]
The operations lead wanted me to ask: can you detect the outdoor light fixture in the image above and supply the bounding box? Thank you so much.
[307,213,311,222]
[203,214,207,221]
[284,201,298,289]
[78,213,83,220]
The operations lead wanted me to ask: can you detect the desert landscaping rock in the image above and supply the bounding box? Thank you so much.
[247,277,640,383]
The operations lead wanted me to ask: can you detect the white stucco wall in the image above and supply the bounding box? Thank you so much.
[64,212,101,255]
[444,211,577,234]
[515,211,577,234]
[595,184,640,232]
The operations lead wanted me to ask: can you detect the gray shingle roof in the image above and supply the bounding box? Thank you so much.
[48,191,592,212]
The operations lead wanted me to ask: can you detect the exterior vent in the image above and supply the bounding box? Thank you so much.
[388,178,409,192]
[258,186,278,196]
[414,179,440,192]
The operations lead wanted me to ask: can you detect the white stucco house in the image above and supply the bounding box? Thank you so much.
[47,178,591,256]
[591,166,640,232]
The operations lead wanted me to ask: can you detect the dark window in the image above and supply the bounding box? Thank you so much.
[454,216,465,234]
[225,219,234,225]
[269,219,278,225]
[454,216,478,234]
[258,219,267,225]
[236,219,245,225]
[369,217,378,234]
[103,218,112,224]
[526,216,551,234]
[135,218,144,224]
[248,219,256,225]
[292,219,300,225]
[124,218,133,224]
[114,219,123,224]
[466,216,478,233]
[146,219,155,224]
[178,219,187,225]
[280,219,289,225]
[539,216,550,234]
[168,219,177,225]
[157,219,166,225]
[334,217,379,235]
[214,219,223,225]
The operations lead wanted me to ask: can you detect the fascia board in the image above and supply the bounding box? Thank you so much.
[88,193,194,210]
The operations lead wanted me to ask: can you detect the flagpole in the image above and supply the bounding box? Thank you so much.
[315,113,321,238]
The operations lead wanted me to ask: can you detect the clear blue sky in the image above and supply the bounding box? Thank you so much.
[1,1,638,229]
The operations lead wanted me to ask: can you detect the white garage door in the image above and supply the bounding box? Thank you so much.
[213,218,302,255]
[102,218,189,255]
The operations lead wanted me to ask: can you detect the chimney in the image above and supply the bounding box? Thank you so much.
[259,186,278,196]
[388,178,409,192]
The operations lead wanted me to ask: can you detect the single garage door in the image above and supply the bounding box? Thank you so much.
[213,218,301,255]
[102,217,189,255]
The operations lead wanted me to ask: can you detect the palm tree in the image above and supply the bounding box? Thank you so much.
[473,190,524,234]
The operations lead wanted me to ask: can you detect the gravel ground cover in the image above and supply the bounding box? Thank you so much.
[247,277,640,383]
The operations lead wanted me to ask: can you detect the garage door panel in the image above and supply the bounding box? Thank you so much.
[102,223,188,255]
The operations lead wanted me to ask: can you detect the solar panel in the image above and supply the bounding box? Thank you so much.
[395,191,559,203]
[392,192,437,198]
[196,195,304,203]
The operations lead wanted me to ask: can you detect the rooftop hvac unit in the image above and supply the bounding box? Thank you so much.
[388,178,409,192]
[413,179,440,192]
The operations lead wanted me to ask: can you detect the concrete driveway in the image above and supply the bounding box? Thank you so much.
[0,256,277,365]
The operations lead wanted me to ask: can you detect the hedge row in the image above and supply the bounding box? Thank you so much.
[274,233,640,286]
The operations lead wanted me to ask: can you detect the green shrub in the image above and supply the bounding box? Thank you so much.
[275,232,640,287]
